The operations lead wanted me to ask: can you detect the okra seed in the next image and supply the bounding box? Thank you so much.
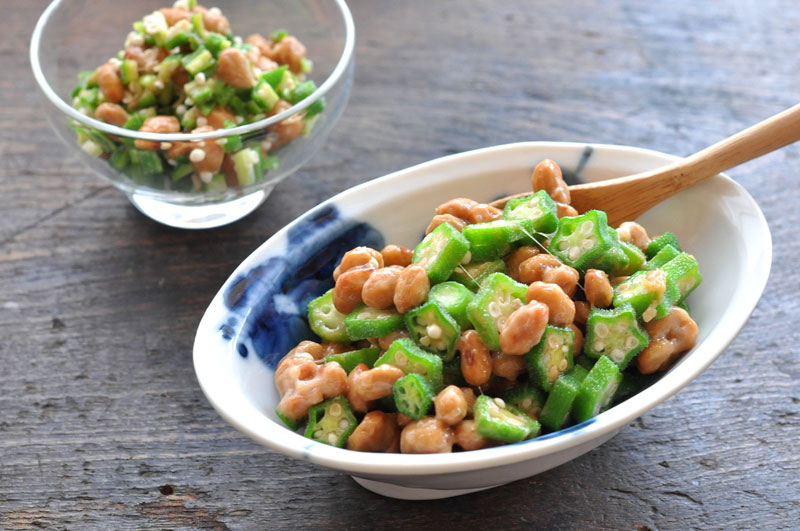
[568,247,581,261]
[542,354,551,364]
[461,251,472,265]
[329,403,342,417]
[611,349,625,363]
[358,312,370,319]
[314,430,323,439]
[427,324,442,339]
[327,433,338,444]
[420,336,431,347]
[581,220,594,235]
[521,398,532,408]
[595,323,609,338]
[494,397,506,409]
[593,340,606,351]
[581,239,594,249]
[558,359,568,371]
[488,301,501,318]
[548,336,559,349]
[561,345,568,352]
[625,336,639,349]
[643,306,657,322]
[395,352,407,366]
[338,419,350,429]
[559,241,569,251]
[548,367,559,381]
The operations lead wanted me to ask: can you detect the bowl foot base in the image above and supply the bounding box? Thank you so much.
[351,476,505,500]
[128,189,269,229]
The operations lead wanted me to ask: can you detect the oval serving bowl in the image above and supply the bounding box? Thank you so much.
[193,141,771,500]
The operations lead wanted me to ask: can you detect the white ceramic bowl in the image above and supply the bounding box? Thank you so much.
[193,142,771,500]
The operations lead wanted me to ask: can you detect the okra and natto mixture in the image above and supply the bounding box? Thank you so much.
[275,159,702,453]
[70,1,323,192]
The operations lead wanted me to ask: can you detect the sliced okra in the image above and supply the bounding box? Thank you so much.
[504,384,546,420]
[374,338,444,390]
[644,243,680,271]
[612,268,680,322]
[502,190,559,237]
[404,302,461,361]
[466,273,528,351]
[449,259,506,292]
[428,281,474,329]
[645,232,681,259]
[662,252,702,303]
[303,395,358,448]
[307,289,349,343]
[524,325,575,392]
[324,346,381,373]
[572,355,623,423]
[462,220,526,262]
[584,304,649,369]
[548,210,617,270]
[276,408,302,431]
[412,222,470,284]
[474,395,541,443]
[392,373,435,420]
[617,240,647,276]
[538,366,589,431]
[344,304,404,340]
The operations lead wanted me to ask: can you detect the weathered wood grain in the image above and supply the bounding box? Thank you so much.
[1,0,798,528]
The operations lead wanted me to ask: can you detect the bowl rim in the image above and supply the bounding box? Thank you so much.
[29,0,356,142]
[193,141,772,476]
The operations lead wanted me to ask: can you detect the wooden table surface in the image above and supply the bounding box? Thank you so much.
[2,1,799,528]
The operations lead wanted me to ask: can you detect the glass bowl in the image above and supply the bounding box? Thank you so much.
[30,0,355,229]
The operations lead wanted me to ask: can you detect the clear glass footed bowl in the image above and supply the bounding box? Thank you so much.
[31,0,355,228]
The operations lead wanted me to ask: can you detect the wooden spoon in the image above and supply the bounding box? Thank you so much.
[491,103,800,227]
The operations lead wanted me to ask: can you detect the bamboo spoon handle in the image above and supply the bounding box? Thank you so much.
[493,103,800,227]
[569,102,800,225]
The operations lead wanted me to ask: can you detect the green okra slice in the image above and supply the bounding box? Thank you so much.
[404,302,460,361]
[344,304,404,340]
[466,273,527,351]
[644,243,681,271]
[474,395,541,443]
[662,252,702,304]
[375,338,444,390]
[462,220,527,262]
[524,325,575,392]
[584,304,649,369]
[428,281,474,329]
[276,408,302,431]
[324,346,381,373]
[612,268,680,322]
[504,384,546,420]
[646,232,681,259]
[413,222,470,284]
[502,190,559,237]
[548,210,617,270]
[392,373,435,420]
[304,395,357,448]
[572,355,623,423]
[449,259,506,292]
[614,240,647,276]
[307,289,349,342]
[539,366,589,431]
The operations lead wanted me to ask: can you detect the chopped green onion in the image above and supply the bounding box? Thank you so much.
[171,163,194,181]
[204,32,231,55]
[109,149,130,170]
[252,81,279,111]
[300,58,313,74]
[120,59,139,85]
[181,48,215,76]
[191,12,206,37]
[288,80,316,104]
[270,29,288,42]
